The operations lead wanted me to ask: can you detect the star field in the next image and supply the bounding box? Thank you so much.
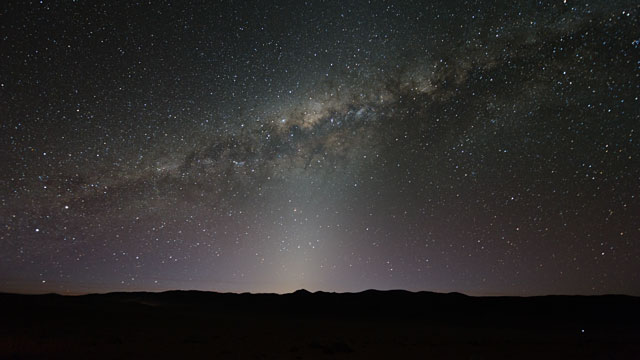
[1,0,639,295]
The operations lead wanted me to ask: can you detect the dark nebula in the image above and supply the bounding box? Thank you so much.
[1,0,638,295]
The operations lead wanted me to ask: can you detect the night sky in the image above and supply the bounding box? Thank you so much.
[1,1,639,296]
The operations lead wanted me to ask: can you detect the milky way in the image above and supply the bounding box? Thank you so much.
[1,1,639,295]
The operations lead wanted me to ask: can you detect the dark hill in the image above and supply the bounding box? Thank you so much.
[1,290,638,359]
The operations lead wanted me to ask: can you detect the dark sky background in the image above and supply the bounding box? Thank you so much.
[1,0,638,296]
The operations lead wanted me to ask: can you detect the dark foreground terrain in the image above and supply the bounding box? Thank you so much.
[1,290,638,359]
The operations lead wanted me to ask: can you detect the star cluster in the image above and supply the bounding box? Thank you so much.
[1,0,638,295]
